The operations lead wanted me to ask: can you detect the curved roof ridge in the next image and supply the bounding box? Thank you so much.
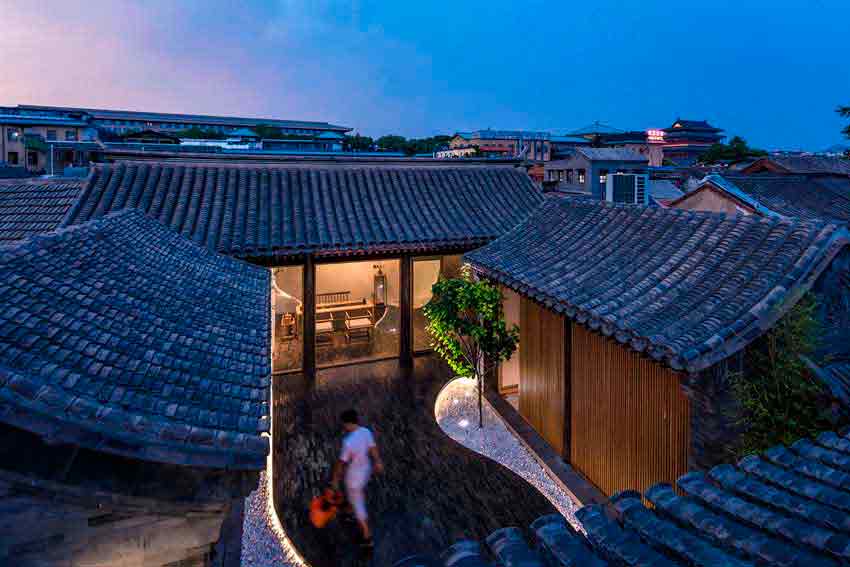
[0,208,270,468]
[466,196,849,372]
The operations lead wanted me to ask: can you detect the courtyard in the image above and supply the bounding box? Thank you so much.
[270,356,556,566]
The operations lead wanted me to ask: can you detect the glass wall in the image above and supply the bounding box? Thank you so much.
[271,266,304,373]
[315,259,400,367]
[412,254,463,352]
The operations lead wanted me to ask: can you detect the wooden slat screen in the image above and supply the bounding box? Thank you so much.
[519,298,567,456]
[570,323,690,497]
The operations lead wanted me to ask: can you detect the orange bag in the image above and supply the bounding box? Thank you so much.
[309,488,344,528]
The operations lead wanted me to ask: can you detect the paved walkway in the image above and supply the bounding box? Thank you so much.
[271,357,556,566]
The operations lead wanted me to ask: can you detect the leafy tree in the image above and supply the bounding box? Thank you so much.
[375,135,408,153]
[344,133,374,151]
[698,135,767,165]
[731,295,838,457]
[424,267,519,428]
[252,124,284,139]
[174,127,227,140]
[839,105,850,156]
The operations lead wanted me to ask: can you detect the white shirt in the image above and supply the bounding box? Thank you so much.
[340,426,376,487]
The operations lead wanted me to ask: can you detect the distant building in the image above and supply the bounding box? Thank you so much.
[0,104,352,172]
[448,130,551,160]
[0,106,97,173]
[658,118,725,166]
[544,147,649,199]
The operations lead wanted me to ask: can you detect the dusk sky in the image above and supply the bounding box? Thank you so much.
[2,1,849,150]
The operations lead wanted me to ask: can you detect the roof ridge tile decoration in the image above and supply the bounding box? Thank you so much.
[0,181,85,243]
[0,209,270,469]
[404,429,850,566]
[61,163,543,259]
[466,196,850,372]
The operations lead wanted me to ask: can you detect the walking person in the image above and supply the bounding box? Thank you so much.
[332,409,384,551]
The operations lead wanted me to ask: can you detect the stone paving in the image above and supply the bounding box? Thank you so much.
[270,356,556,566]
[435,378,580,529]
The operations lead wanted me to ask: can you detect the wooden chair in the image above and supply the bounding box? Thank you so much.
[316,312,334,345]
[344,308,373,343]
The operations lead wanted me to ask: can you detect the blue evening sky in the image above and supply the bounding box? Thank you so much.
[2,1,848,150]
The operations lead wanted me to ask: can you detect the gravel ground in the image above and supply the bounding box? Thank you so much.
[241,470,306,567]
[435,378,580,529]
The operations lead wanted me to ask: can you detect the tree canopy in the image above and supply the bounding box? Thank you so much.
[839,105,850,156]
[371,134,452,155]
[424,269,518,427]
[698,135,767,165]
[174,127,227,140]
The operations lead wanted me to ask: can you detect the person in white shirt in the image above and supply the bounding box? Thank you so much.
[332,409,384,546]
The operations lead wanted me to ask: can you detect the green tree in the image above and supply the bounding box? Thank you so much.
[375,134,408,153]
[698,135,767,165]
[839,105,850,156]
[424,268,519,428]
[175,127,227,140]
[732,295,836,457]
[252,124,284,139]
[344,133,374,151]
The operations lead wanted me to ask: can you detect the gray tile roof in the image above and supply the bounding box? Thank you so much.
[748,155,850,176]
[406,430,850,566]
[62,163,543,260]
[466,196,850,372]
[649,179,684,201]
[16,104,351,132]
[575,147,648,162]
[0,209,270,468]
[0,181,84,243]
[715,174,850,224]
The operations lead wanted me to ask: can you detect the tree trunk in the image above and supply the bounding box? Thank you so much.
[478,373,484,428]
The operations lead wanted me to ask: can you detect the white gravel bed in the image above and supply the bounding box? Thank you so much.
[435,378,580,530]
[240,470,307,567]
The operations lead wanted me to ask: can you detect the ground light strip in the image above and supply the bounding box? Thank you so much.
[434,377,582,531]
[264,385,310,566]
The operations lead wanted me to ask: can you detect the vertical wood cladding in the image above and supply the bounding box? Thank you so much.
[570,323,690,497]
[519,297,567,456]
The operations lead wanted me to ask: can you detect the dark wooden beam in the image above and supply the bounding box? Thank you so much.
[563,317,572,461]
[302,256,316,379]
[400,255,413,368]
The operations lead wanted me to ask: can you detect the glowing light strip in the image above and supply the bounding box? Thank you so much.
[263,380,310,566]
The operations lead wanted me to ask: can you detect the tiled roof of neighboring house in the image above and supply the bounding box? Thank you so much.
[0,181,84,243]
[575,147,647,162]
[17,104,352,132]
[0,209,270,468]
[62,162,543,260]
[690,174,850,224]
[466,196,849,372]
[402,430,850,567]
[649,179,683,207]
[745,155,850,176]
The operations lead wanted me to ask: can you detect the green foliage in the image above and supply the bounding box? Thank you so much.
[424,268,519,427]
[252,124,284,139]
[374,134,452,155]
[732,295,835,457]
[698,135,767,164]
[838,105,850,146]
[344,133,375,151]
[175,127,227,140]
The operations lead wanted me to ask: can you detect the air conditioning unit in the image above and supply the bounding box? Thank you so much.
[605,173,649,205]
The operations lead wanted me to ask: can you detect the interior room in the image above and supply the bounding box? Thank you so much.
[271,266,304,373]
[412,255,463,352]
[315,259,400,367]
